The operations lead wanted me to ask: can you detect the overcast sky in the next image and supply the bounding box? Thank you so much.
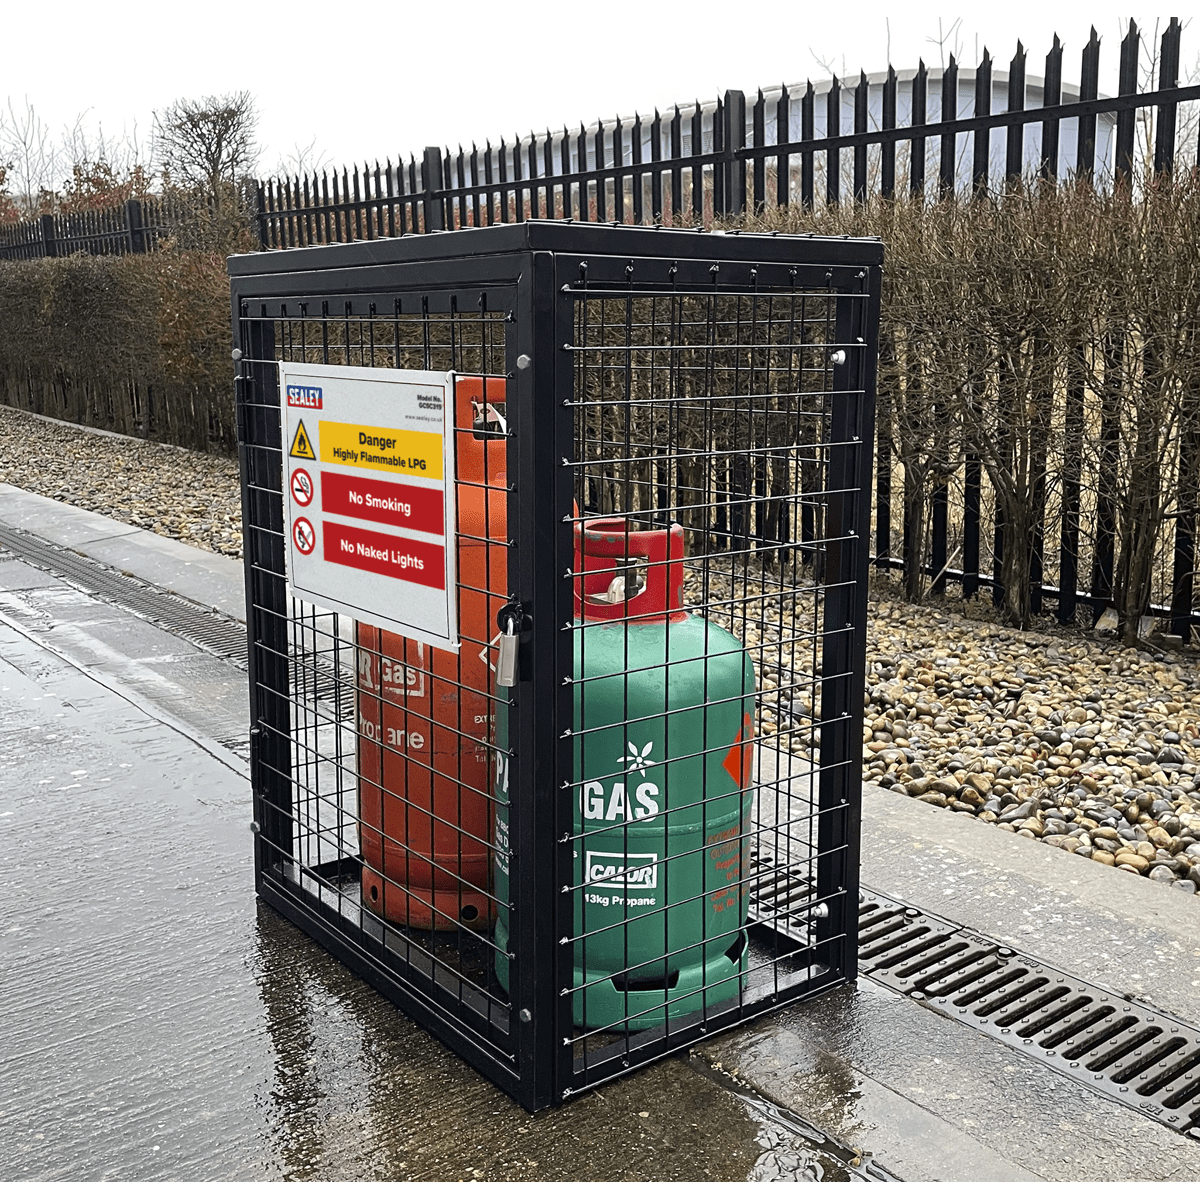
[0,3,1190,178]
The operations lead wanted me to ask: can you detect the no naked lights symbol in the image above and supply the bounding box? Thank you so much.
[292,517,316,556]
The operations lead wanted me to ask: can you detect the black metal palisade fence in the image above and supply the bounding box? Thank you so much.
[0,197,188,259]
[3,17,1200,634]
[249,20,1199,243]
[3,21,1194,253]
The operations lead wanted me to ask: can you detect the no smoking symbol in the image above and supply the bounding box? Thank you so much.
[292,517,316,556]
[290,467,313,507]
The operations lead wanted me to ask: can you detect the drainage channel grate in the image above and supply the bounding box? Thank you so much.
[0,522,249,667]
[750,851,1200,1139]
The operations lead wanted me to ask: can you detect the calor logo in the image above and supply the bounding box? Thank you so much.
[286,384,324,409]
[585,851,658,890]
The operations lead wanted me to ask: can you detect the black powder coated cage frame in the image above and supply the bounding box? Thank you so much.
[230,222,882,1112]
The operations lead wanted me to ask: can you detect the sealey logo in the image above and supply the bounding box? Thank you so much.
[286,384,324,409]
[585,851,658,889]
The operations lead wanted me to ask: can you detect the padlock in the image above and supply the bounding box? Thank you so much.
[496,616,518,688]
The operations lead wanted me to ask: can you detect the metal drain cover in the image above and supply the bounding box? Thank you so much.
[0,522,248,666]
[748,851,1200,1138]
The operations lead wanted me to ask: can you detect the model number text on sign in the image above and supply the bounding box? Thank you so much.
[279,362,459,651]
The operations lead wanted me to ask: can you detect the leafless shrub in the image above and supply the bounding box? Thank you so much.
[741,174,1200,640]
[0,251,235,452]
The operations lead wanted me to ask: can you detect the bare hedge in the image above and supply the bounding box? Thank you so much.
[0,250,235,453]
[3,179,1198,640]
[744,178,1200,641]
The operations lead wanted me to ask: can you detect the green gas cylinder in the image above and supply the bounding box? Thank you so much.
[495,519,756,1032]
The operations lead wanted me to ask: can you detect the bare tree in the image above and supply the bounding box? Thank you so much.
[57,115,154,212]
[0,163,17,225]
[272,136,330,180]
[0,99,158,219]
[153,91,258,208]
[0,97,60,218]
[61,115,151,180]
[926,18,964,71]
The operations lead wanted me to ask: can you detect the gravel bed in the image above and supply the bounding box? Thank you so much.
[859,590,1200,894]
[0,407,243,558]
[5,408,1200,895]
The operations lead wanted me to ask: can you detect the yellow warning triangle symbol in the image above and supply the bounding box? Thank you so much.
[289,420,316,460]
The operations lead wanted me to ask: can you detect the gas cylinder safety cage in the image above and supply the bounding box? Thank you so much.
[230,221,882,1112]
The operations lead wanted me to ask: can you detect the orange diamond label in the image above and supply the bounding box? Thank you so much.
[722,714,755,790]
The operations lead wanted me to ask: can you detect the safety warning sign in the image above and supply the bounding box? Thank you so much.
[289,421,316,460]
[278,362,458,651]
[290,467,314,507]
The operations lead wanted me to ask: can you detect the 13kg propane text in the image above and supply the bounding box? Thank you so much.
[584,893,656,908]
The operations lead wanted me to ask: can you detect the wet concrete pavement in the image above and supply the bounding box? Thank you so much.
[4,483,1200,1181]
[0,510,774,1182]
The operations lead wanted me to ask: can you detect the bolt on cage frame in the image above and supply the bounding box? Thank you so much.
[230,222,882,1111]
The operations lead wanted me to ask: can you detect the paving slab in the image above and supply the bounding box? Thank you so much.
[701,973,1200,1182]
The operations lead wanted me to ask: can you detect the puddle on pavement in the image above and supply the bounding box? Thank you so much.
[689,1058,898,1182]
[0,569,889,1182]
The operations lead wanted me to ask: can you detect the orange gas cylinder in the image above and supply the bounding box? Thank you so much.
[357,376,507,930]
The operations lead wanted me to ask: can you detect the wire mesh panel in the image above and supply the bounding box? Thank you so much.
[555,249,879,1097]
[230,224,881,1111]
[235,280,520,1084]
